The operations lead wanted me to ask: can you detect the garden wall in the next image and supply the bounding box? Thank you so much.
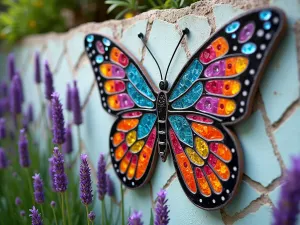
[1,0,300,224]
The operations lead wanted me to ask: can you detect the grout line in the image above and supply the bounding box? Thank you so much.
[81,81,96,111]
[162,172,177,190]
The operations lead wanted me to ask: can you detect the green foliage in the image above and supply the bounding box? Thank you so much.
[0,0,67,46]
[105,0,199,18]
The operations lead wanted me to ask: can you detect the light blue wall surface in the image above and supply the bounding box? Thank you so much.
[5,1,300,224]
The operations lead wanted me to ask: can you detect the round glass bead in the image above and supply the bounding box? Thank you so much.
[263,22,271,30]
[241,42,257,54]
[259,10,272,21]
[96,55,104,64]
[225,21,240,33]
[102,38,111,46]
[86,35,94,42]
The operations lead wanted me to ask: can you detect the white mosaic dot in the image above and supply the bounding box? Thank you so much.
[105,47,108,51]
[231,116,235,121]
[108,109,111,113]
[260,44,266,50]
[212,199,216,204]
[111,148,113,152]
[244,79,250,86]
[117,169,119,173]
[94,68,98,72]
[123,177,126,182]
[102,97,105,101]
[257,29,264,37]
[88,53,92,58]
[226,189,230,194]
[92,61,96,65]
[110,137,113,140]
[114,164,117,168]
[105,56,108,60]
[242,91,248,96]
[221,196,225,201]
[231,174,235,179]
[233,46,238,51]
[273,17,279,24]
[99,82,103,87]
[239,108,244,113]
[249,69,255,75]
[256,53,262,59]
[231,148,235,153]
[240,101,245,106]
[132,182,135,186]
[199,199,202,203]
[92,50,96,54]
[103,102,107,107]
[265,33,272,40]
[100,90,104,94]
[233,166,237,171]
[112,153,114,157]
[97,76,101,81]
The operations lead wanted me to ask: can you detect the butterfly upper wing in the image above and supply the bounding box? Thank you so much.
[166,7,286,209]
[84,34,158,116]
[168,7,287,125]
[109,110,158,188]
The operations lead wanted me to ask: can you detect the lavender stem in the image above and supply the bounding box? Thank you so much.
[52,207,58,225]
[121,183,125,225]
[26,169,34,205]
[61,193,66,225]
[86,205,90,225]
[64,193,71,225]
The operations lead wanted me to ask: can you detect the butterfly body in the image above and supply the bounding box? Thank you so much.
[85,7,287,210]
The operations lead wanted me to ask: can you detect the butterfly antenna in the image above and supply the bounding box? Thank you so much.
[138,33,163,81]
[164,28,190,81]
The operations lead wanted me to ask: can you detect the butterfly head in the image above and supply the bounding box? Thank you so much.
[159,80,169,91]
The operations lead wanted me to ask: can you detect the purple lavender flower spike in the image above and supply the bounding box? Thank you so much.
[50,201,56,208]
[15,197,22,206]
[80,154,93,205]
[128,211,143,225]
[97,153,107,200]
[22,115,29,131]
[72,80,83,125]
[66,83,72,112]
[272,156,300,225]
[88,211,96,222]
[29,206,43,225]
[28,104,34,123]
[0,81,8,97]
[44,61,54,101]
[48,157,56,190]
[52,147,68,192]
[8,53,15,80]
[32,173,45,204]
[15,71,24,103]
[0,148,8,169]
[0,118,6,139]
[63,124,73,154]
[35,52,41,84]
[18,129,30,167]
[155,189,170,225]
[106,174,114,197]
[20,210,26,217]
[51,92,65,145]
[10,75,22,115]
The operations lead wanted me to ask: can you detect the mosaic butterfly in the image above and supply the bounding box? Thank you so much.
[84,7,286,210]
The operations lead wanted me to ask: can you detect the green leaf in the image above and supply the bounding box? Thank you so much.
[115,7,131,19]
[149,208,154,225]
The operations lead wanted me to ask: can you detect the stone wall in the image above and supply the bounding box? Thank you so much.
[1,0,300,224]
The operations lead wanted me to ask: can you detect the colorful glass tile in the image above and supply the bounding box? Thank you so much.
[135,128,156,180]
[186,114,213,124]
[120,151,132,174]
[204,165,223,194]
[205,80,241,97]
[126,130,136,147]
[241,42,257,54]
[117,119,139,132]
[259,10,272,21]
[264,22,271,30]
[204,57,248,77]
[192,123,224,141]
[171,82,203,109]
[195,137,209,159]
[195,168,211,196]
[185,147,204,166]
[127,155,138,180]
[238,22,255,43]
[124,64,155,101]
[104,80,125,94]
[96,55,104,64]
[210,143,232,162]
[225,21,240,33]
[107,94,134,111]
[169,115,193,147]
[208,154,230,180]
[122,111,142,118]
[100,64,126,78]
[112,132,125,147]
[137,113,157,139]
[169,60,203,101]
[114,143,128,161]
[130,140,145,153]
[199,37,229,64]
[195,96,236,116]
[169,129,184,154]
[110,47,129,67]
[86,35,94,42]
[127,83,154,108]
[102,38,111,46]
[96,41,105,54]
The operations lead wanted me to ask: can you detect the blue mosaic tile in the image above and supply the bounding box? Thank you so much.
[169,60,203,101]
[137,113,157,139]
[127,83,154,108]
[241,42,257,54]
[233,205,273,225]
[172,81,203,109]
[225,21,240,33]
[259,10,272,21]
[169,115,193,147]
[126,63,155,101]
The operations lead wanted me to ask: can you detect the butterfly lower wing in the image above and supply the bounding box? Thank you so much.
[109,110,158,188]
[167,113,242,209]
[168,7,287,125]
[84,34,158,115]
